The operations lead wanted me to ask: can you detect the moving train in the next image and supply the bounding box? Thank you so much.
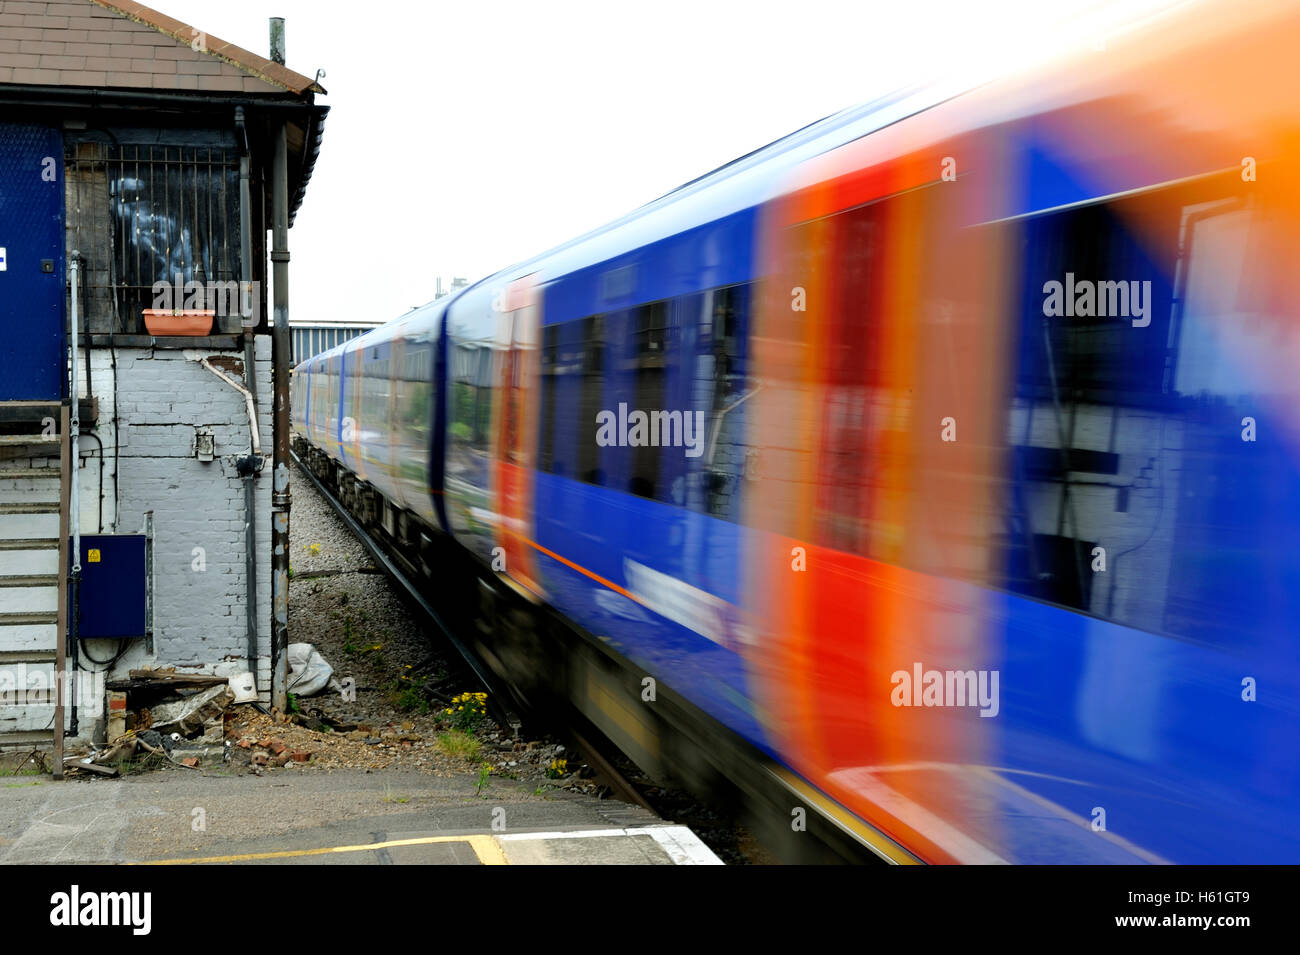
[293,0,1300,863]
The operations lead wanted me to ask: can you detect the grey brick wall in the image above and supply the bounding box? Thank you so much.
[78,337,274,730]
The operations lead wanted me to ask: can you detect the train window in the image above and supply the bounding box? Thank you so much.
[628,301,670,499]
[702,285,751,520]
[539,324,559,473]
[996,179,1300,645]
[576,315,606,485]
[450,341,492,448]
[1154,196,1298,644]
[1001,198,1174,619]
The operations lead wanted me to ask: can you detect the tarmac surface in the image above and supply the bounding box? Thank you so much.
[0,766,721,864]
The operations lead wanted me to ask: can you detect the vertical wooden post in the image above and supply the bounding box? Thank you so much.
[53,404,69,779]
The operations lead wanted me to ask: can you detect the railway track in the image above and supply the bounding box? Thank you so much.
[291,445,892,865]
[291,452,666,814]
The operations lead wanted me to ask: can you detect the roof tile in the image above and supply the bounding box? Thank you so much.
[59,69,107,84]
[39,54,87,69]
[11,66,62,83]
[19,39,66,54]
[24,15,70,30]
[103,69,150,87]
[63,41,112,55]
[2,0,325,97]
[175,58,222,75]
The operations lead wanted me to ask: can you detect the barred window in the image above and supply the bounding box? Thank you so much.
[67,142,242,335]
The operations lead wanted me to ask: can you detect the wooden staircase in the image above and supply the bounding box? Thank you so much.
[0,402,70,777]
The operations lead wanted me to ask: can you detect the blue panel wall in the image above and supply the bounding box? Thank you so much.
[0,123,64,401]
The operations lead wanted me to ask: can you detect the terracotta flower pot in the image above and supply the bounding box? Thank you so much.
[142,309,214,336]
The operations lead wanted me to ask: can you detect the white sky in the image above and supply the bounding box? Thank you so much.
[152,0,1180,325]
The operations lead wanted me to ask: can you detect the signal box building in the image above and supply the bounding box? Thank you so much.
[0,0,326,758]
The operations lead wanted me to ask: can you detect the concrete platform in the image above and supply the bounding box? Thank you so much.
[132,825,720,865]
[0,767,723,865]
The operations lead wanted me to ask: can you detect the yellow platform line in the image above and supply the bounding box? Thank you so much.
[135,834,508,866]
[771,766,922,865]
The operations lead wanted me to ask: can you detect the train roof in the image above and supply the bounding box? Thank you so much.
[304,77,969,367]
[458,79,967,299]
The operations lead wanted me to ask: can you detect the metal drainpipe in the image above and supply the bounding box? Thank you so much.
[68,252,82,736]
[270,122,292,711]
[235,106,260,693]
[196,357,263,680]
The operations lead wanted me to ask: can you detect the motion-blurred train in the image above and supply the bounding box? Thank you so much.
[293,0,1300,863]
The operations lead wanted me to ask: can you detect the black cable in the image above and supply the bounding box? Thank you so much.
[78,637,131,669]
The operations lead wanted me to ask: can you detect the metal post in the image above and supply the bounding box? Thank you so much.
[235,107,260,693]
[270,122,292,711]
[269,18,285,65]
[69,254,81,567]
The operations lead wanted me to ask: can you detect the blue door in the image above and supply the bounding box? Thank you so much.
[0,123,64,401]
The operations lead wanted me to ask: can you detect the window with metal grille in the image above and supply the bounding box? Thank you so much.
[66,142,242,335]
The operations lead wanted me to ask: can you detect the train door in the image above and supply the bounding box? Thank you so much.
[490,274,543,597]
[0,124,64,400]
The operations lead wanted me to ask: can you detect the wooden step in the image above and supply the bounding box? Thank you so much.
[0,512,61,540]
[0,398,96,426]
[0,575,58,588]
[0,538,57,551]
[0,502,59,515]
[0,586,57,614]
[0,549,58,577]
[0,612,58,627]
[0,403,68,775]
[0,434,59,446]
[0,649,57,664]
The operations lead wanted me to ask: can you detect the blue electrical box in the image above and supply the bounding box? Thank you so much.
[75,534,148,639]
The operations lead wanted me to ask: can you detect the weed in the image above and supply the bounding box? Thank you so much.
[391,684,430,714]
[442,691,488,732]
[546,758,568,779]
[475,763,491,796]
[435,730,480,761]
[0,767,40,778]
